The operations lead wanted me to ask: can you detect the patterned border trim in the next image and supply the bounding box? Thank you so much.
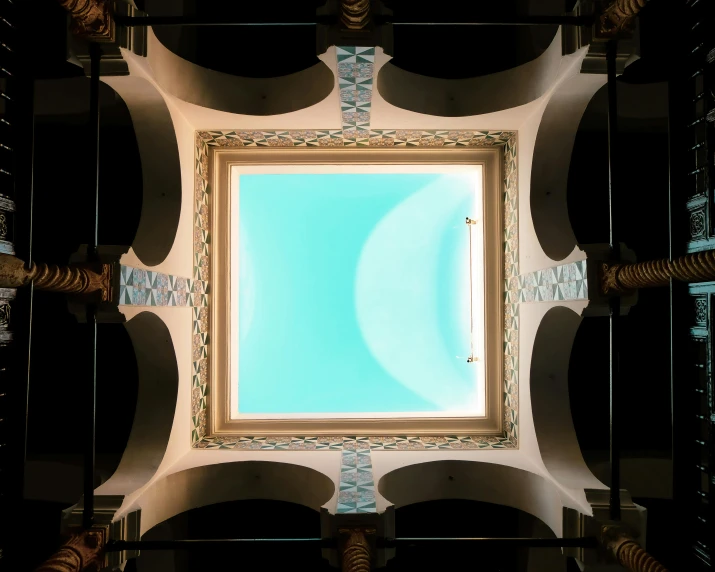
[337,46,375,146]
[191,134,211,443]
[118,265,198,307]
[192,131,519,448]
[194,435,516,450]
[518,260,588,303]
[502,135,519,446]
[197,129,515,149]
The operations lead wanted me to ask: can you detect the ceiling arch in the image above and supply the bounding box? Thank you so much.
[136,461,335,534]
[378,460,566,536]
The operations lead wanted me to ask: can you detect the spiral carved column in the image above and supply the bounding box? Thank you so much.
[601,250,715,294]
[35,527,108,572]
[601,525,669,572]
[57,0,115,42]
[599,0,649,36]
[339,528,373,572]
[341,0,371,30]
[0,253,113,302]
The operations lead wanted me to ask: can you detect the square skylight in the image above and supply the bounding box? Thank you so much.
[230,166,485,419]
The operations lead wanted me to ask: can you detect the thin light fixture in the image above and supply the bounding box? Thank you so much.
[466,217,478,363]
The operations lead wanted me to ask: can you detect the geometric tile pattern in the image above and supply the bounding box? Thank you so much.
[191,133,212,444]
[118,265,195,306]
[502,134,519,446]
[337,448,377,513]
[197,129,516,149]
[337,46,375,147]
[517,260,588,303]
[193,435,516,450]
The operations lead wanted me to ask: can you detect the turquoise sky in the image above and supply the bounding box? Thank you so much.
[238,173,480,414]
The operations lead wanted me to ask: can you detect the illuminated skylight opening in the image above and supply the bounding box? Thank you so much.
[231,165,485,419]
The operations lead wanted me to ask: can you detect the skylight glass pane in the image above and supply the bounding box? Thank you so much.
[236,172,483,416]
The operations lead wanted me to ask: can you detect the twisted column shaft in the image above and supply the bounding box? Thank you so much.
[601,250,715,294]
[599,0,649,36]
[602,526,669,572]
[35,527,107,572]
[0,253,113,302]
[339,528,373,572]
[57,0,115,42]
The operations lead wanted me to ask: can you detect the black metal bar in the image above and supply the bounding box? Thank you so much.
[114,15,323,27]
[106,537,599,552]
[88,42,100,260]
[384,15,594,26]
[106,539,333,552]
[83,308,97,530]
[382,537,599,548]
[606,37,621,522]
[83,41,101,530]
[114,14,593,27]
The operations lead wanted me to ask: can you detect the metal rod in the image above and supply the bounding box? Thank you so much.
[106,539,332,552]
[385,15,594,26]
[107,537,599,552]
[114,15,323,26]
[606,37,621,522]
[114,14,593,27]
[83,42,101,530]
[383,537,600,548]
[88,42,101,260]
[83,307,97,530]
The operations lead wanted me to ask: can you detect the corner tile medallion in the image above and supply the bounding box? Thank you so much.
[517,260,588,303]
[337,46,375,146]
[118,265,196,307]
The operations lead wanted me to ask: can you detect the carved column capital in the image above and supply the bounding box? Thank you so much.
[34,526,108,572]
[339,528,374,572]
[57,0,115,43]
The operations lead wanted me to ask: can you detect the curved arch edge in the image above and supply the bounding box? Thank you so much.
[101,73,183,267]
[376,28,563,118]
[147,30,335,116]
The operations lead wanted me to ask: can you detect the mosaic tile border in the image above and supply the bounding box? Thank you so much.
[197,129,515,149]
[192,130,519,448]
[518,260,588,303]
[191,134,211,443]
[194,435,516,450]
[118,265,199,307]
[502,135,519,446]
[337,46,375,146]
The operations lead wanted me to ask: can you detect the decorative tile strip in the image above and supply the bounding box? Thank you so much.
[337,46,375,147]
[192,129,519,448]
[118,265,197,307]
[337,445,377,514]
[518,260,588,303]
[193,435,516,451]
[191,134,212,443]
[502,135,519,446]
[197,129,515,149]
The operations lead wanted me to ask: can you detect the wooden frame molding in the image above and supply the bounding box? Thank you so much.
[210,147,503,436]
